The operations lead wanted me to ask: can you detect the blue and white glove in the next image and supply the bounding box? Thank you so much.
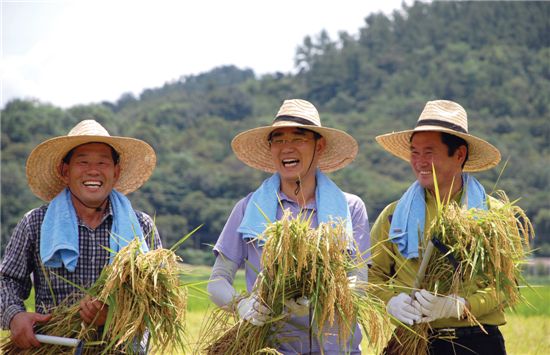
[413,289,466,323]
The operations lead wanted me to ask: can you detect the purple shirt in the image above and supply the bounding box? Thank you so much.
[214,190,370,354]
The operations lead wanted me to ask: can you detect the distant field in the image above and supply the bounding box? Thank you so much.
[2,270,549,354]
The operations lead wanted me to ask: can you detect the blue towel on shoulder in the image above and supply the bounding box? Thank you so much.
[389,173,487,259]
[40,188,148,272]
[238,169,353,244]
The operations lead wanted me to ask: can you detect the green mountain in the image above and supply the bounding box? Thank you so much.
[2,1,549,260]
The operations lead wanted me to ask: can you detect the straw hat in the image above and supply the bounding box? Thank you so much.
[231,99,358,173]
[26,120,157,201]
[375,100,501,172]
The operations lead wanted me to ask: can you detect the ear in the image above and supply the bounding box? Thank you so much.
[113,164,121,183]
[59,162,70,185]
[316,137,327,154]
[456,145,468,165]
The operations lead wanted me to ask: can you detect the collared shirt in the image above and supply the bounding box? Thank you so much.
[0,203,161,329]
[213,190,370,355]
[369,189,506,328]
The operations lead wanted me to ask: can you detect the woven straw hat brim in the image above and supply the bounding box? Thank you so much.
[375,125,501,172]
[26,135,156,201]
[231,122,358,173]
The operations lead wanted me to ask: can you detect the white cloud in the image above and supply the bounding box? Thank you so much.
[1,0,409,108]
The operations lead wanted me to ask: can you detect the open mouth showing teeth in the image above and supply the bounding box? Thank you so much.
[83,181,102,187]
[282,159,299,167]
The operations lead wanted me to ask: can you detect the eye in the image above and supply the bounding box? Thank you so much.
[271,138,285,145]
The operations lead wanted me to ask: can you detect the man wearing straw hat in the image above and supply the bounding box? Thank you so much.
[369,100,508,354]
[208,99,370,353]
[0,120,161,350]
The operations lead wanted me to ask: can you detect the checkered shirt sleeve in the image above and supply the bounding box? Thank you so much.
[0,205,161,329]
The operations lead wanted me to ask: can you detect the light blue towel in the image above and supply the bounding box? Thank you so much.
[40,188,148,272]
[238,169,353,244]
[389,173,487,259]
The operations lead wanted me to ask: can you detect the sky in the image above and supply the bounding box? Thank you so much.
[1,0,412,108]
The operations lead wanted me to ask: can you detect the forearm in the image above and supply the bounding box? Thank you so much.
[369,265,397,304]
[368,240,398,303]
[0,276,30,329]
[465,285,507,317]
[207,254,240,310]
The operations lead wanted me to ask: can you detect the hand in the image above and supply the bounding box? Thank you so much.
[79,295,108,326]
[9,311,52,349]
[348,275,358,289]
[237,294,271,326]
[285,296,310,317]
[413,289,466,323]
[386,293,422,326]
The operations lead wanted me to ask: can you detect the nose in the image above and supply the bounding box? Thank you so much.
[280,144,296,153]
[412,153,430,167]
[85,163,102,174]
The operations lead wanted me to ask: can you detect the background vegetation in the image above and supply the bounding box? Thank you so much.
[2,1,549,259]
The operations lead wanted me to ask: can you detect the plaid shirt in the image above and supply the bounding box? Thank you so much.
[0,203,162,329]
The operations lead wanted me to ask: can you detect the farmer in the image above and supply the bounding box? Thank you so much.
[0,120,161,350]
[207,99,370,353]
[369,100,509,354]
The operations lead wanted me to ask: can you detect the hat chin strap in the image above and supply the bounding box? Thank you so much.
[294,140,318,196]
[68,188,109,212]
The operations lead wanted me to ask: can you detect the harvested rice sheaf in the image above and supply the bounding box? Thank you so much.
[201,211,390,354]
[387,191,534,354]
[0,238,189,355]
[96,239,188,353]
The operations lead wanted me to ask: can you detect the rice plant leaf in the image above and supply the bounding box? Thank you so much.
[170,224,203,252]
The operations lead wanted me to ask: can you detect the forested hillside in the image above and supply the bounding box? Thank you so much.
[2,1,549,261]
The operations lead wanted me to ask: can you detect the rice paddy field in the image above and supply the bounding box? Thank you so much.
[2,268,549,354]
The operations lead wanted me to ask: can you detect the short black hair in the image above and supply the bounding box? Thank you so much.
[62,143,120,165]
[440,132,468,159]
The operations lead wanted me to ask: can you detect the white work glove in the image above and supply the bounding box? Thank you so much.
[348,275,358,289]
[284,296,310,317]
[386,293,422,326]
[237,294,271,326]
[413,289,466,323]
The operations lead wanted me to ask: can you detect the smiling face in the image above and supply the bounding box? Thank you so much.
[409,131,467,196]
[269,127,325,183]
[60,142,120,210]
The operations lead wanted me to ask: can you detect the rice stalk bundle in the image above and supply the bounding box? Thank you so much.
[387,190,534,354]
[96,238,188,353]
[1,238,189,354]
[201,210,390,354]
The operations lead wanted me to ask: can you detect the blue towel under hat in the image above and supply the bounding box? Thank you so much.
[40,188,148,272]
[238,169,353,244]
[389,173,487,259]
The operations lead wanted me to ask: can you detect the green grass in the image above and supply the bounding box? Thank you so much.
[3,270,549,354]
[511,284,550,317]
